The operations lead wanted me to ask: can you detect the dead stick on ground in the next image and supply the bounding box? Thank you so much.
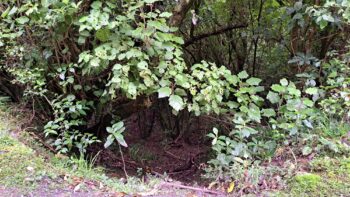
[289,147,298,167]
[164,150,186,161]
[167,169,192,175]
[160,182,225,195]
[27,131,57,153]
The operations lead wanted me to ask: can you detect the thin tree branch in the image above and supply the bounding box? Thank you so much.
[252,0,264,76]
[184,23,248,47]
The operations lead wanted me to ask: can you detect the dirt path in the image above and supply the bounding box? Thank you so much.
[0,185,115,197]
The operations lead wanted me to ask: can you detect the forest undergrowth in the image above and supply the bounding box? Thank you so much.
[1,0,350,196]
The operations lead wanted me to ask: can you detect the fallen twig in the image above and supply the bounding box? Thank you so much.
[27,131,57,153]
[164,150,186,161]
[159,182,226,195]
[167,169,192,175]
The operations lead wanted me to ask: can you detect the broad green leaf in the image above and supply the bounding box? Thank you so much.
[227,101,239,109]
[159,12,172,18]
[158,87,171,98]
[225,74,239,85]
[289,127,298,135]
[303,99,314,107]
[247,104,261,123]
[280,78,288,86]
[294,1,303,10]
[305,87,318,95]
[175,75,190,88]
[267,91,280,104]
[1,7,10,18]
[242,128,251,138]
[271,84,285,93]
[137,61,148,70]
[8,6,18,16]
[91,1,102,9]
[238,71,249,79]
[241,127,258,138]
[67,77,74,83]
[213,127,218,135]
[115,134,128,147]
[287,87,301,97]
[127,83,137,96]
[15,16,29,24]
[172,37,184,45]
[303,120,313,129]
[96,28,111,42]
[211,137,217,145]
[169,95,184,111]
[41,0,50,7]
[262,108,276,117]
[90,58,100,67]
[323,14,335,22]
[73,85,82,90]
[113,121,124,131]
[147,20,169,32]
[319,20,328,29]
[246,77,262,86]
[104,136,114,148]
[174,88,188,97]
[207,133,216,139]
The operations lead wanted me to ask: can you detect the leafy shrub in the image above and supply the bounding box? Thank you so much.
[1,0,241,153]
[44,94,99,154]
[320,58,350,119]
[205,66,350,186]
[1,1,350,192]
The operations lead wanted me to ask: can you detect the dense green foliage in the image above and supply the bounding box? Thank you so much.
[1,0,350,192]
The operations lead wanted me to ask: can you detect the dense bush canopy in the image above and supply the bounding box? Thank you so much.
[1,0,350,190]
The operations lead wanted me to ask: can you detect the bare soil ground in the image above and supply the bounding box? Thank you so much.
[94,113,213,184]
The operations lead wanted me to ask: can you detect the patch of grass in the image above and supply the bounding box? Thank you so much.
[0,134,51,190]
[0,107,163,195]
[50,154,164,194]
[311,156,350,174]
[318,118,350,138]
[0,106,50,191]
[293,173,321,192]
[0,111,15,136]
[0,133,163,194]
[274,156,350,197]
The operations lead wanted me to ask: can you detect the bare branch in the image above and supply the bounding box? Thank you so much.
[184,23,248,47]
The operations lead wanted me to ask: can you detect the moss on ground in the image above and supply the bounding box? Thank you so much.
[0,137,43,187]
[0,120,59,191]
[272,157,350,197]
[293,173,322,192]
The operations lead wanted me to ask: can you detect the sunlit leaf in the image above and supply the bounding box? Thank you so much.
[158,87,172,98]
[169,95,184,111]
